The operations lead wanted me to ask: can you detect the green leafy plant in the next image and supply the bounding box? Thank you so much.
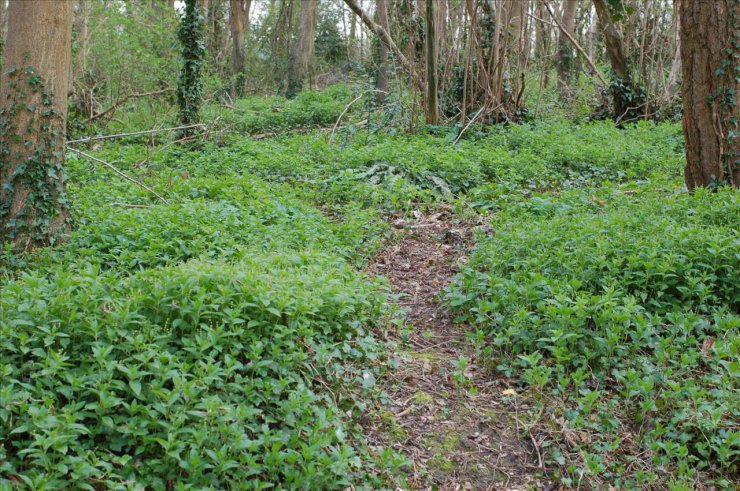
[448,181,739,487]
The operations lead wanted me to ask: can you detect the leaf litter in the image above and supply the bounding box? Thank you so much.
[363,205,550,490]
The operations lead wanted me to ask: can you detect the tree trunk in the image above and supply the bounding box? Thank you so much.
[593,0,641,121]
[230,0,250,98]
[349,1,356,57]
[177,0,205,131]
[343,0,421,85]
[592,0,629,78]
[663,4,681,104]
[587,4,597,61]
[0,0,73,249]
[557,0,578,96]
[0,0,6,59]
[680,0,740,190]
[425,0,439,124]
[534,1,546,58]
[206,0,226,68]
[375,0,390,104]
[74,0,89,84]
[285,0,317,98]
[535,0,550,87]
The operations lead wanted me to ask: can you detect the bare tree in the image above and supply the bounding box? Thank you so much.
[0,0,5,46]
[593,0,642,121]
[230,0,251,98]
[375,0,390,104]
[343,0,420,84]
[557,0,578,96]
[663,3,681,103]
[0,0,74,248]
[425,0,439,124]
[680,0,740,189]
[285,0,317,98]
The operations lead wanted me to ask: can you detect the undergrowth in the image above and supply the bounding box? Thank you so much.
[0,152,403,488]
[448,181,739,488]
[1,85,737,489]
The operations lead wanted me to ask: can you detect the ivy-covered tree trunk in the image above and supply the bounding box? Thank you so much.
[0,0,73,250]
[285,0,317,99]
[177,0,205,135]
[680,0,740,190]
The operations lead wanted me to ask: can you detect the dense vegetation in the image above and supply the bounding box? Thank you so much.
[1,0,738,489]
[2,87,737,487]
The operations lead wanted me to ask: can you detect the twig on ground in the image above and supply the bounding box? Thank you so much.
[110,203,152,208]
[453,103,499,145]
[329,90,387,147]
[66,123,206,144]
[82,88,175,124]
[66,147,169,204]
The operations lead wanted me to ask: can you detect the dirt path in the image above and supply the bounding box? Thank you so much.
[364,207,545,490]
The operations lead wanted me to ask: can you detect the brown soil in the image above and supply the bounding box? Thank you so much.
[363,207,548,490]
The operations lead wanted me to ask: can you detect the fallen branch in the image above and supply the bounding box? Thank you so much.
[453,103,498,145]
[66,147,169,204]
[110,202,152,209]
[252,120,368,140]
[67,124,207,144]
[82,88,175,124]
[329,90,386,147]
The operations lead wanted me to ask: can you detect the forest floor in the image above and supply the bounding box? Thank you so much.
[363,206,548,490]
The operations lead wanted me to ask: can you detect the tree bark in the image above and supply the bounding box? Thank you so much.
[0,0,73,249]
[375,0,390,104]
[230,0,250,98]
[425,0,439,124]
[534,0,548,59]
[74,0,89,88]
[0,0,6,59]
[663,4,681,104]
[206,0,226,68]
[349,1,356,57]
[680,0,740,190]
[592,0,629,79]
[593,0,642,121]
[587,4,597,61]
[557,0,578,96]
[285,0,317,98]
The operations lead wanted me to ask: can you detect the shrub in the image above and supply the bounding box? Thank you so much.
[0,254,395,488]
[0,138,403,488]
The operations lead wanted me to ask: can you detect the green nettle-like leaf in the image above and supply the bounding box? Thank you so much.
[448,171,739,485]
[1,103,736,489]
